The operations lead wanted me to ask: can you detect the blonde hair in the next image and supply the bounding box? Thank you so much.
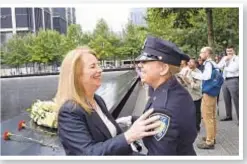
[55,46,96,114]
[201,46,213,55]
[168,64,180,75]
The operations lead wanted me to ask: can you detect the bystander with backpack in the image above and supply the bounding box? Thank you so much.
[191,47,224,150]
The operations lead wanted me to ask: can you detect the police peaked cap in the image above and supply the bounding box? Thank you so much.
[135,36,190,66]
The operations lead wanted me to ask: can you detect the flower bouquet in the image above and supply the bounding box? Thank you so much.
[26,99,58,129]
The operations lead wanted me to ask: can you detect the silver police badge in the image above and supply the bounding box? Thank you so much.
[150,113,170,141]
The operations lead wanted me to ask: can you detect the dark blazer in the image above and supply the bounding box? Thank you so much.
[58,94,133,155]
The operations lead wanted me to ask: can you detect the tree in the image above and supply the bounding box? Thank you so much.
[206,8,214,56]
[93,19,110,38]
[89,35,111,60]
[81,31,93,45]
[22,33,35,73]
[2,35,28,72]
[65,24,83,52]
[27,30,65,71]
[145,8,239,57]
[120,22,147,60]
[213,8,239,54]
[89,18,118,62]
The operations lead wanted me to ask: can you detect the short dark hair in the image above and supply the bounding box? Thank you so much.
[190,58,196,63]
[226,44,234,49]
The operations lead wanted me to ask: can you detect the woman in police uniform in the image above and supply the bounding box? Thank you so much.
[117,36,197,155]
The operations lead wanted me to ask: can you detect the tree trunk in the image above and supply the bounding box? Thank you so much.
[206,8,215,57]
[43,63,45,73]
[25,64,28,74]
[16,66,19,75]
[38,63,41,73]
[195,44,198,57]
[33,62,35,73]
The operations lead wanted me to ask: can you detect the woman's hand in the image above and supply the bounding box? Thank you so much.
[124,108,160,144]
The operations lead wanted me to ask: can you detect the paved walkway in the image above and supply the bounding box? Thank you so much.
[194,91,239,156]
[132,83,239,156]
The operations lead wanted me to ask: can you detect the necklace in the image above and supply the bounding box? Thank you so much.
[85,98,96,109]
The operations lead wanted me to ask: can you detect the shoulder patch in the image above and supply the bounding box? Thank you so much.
[150,113,170,141]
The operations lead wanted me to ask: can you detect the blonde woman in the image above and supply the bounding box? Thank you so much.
[56,46,160,155]
[117,36,197,155]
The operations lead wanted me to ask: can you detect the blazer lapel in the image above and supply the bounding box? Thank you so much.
[101,110,123,134]
[94,95,123,134]
[90,111,112,139]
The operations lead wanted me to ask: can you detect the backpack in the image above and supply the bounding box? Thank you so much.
[202,61,224,97]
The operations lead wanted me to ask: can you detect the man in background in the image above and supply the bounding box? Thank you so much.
[178,58,202,133]
[197,57,204,72]
[217,45,239,123]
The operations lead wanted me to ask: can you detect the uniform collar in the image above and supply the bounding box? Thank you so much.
[153,76,178,93]
[146,77,177,111]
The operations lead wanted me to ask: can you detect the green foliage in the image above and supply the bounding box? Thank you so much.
[89,19,122,60]
[64,24,83,52]
[1,8,239,68]
[1,34,30,68]
[93,19,110,38]
[213,8,239,53]
[118,22,148,60]
[146,8,239,57]
[27,30,65,64]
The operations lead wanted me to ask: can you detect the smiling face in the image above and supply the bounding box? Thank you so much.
[188,58,196,69]
[137,61,165,86]
[80,53,102,92]
[226,48,235,56]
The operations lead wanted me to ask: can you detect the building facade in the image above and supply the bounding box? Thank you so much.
[0,7,76,45]
[129,8,147,27]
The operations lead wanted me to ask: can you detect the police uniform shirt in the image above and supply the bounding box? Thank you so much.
[134,35,197,155]
[142,76,197,155]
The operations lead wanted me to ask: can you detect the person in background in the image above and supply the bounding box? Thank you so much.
[195,60,199,69]
[179,59,190,76]
[178,58,202,133]
[215,55,221,64]
[191,47,218,149]
[197,57,204,72]
[180,60,188,69]
[214,55,222,116]
[217,45,239,123]
[56,46,161,155]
